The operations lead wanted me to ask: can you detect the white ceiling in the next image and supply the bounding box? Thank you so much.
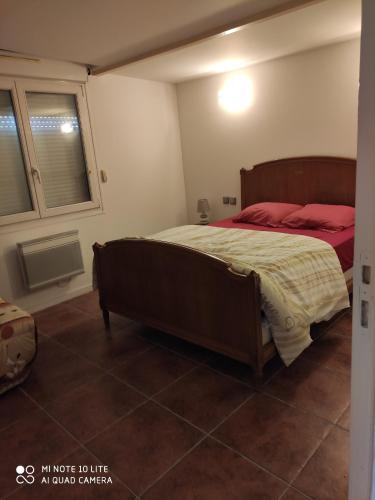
[0,0,309,67]
[116,0,361,83]
[0,0,361,84]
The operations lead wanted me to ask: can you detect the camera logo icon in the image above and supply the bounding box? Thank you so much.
[16,465,35,485]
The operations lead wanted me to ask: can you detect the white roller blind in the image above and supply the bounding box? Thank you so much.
[0,90,33,216]
[26,92,91,208]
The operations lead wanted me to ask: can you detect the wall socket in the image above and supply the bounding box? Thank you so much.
[223,196,237,205]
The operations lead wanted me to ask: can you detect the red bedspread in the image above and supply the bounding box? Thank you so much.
[210,218,354,272]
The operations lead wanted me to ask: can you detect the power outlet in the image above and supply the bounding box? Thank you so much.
[229,197,237,205]
[223,197,230,205]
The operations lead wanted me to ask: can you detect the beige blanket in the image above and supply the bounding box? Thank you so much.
[148,225,349,365]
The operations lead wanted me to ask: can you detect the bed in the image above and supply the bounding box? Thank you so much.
[211,219,354,278]
[93,156,355,382]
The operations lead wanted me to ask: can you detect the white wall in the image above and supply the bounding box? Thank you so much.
[0,63,187,312]
[177,38,360,222]
[0,40,360,311]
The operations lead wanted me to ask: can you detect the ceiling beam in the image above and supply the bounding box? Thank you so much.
[91,0,325,76]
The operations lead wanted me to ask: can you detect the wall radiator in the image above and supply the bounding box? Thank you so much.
[17,230,84,290]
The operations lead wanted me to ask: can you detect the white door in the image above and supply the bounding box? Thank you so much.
[349,1,375,498]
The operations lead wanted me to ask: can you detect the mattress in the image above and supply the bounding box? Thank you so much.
[210,218,354,272]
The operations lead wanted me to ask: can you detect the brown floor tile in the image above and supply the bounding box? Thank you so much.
[156,366,252,432]
[65,290,101,317]
[112,346,196,396]
[4,303,352,499]
[329,310,352,337]
[0,388,39,431]
[143,437,285,500]
[293,427,349,500]
[21,339,102,405]
[84,330,152,369]
[34,303,91,336]
[110,313,136,329]
[337,405,350,431]
[264,357,350,422]
[8,447,134,499]
[0,410,79,497]
[54,317,111,352]
[281,488,311,500]
[204,352,283,386]
[301,330,351,374]
[214,393,331,482]
[87,401,202,495]
[46,374,144,442]
[37,332,49,344]
[57,324,152,370]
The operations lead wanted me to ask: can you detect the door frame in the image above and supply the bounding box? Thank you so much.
[349,1,375,498]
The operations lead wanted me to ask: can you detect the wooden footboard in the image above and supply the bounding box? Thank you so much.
[93,238,265,376]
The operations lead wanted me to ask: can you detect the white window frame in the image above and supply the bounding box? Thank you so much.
[0,77,41,225]
[0,78,101,226]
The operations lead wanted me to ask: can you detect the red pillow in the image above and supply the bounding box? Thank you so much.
[282,204,355,232]
[233,202,303,227]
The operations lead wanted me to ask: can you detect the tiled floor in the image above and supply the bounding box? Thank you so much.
[0,291,351,499]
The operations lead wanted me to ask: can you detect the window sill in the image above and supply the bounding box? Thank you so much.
[0,206,105,236]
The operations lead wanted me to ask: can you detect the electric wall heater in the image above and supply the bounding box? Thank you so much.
[17,230,84,290]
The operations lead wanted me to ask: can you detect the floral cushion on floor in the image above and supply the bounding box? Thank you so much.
[0,298,37,395]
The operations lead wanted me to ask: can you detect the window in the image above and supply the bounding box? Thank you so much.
[0,78,100,226]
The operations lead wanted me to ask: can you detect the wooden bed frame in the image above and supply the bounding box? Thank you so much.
[93,156,356,381]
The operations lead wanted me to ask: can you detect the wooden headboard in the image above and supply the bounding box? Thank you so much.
[240,156,356,209]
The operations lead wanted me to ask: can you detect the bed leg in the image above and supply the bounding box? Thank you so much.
[102,309,110,330]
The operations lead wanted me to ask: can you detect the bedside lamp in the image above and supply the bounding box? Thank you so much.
[197,198,210,225]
